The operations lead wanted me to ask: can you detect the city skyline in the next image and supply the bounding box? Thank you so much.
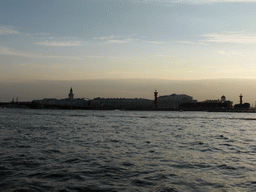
[1,78,256,106]
[1,0,256,104]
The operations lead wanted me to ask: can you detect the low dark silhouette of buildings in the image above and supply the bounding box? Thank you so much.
[90,97,154,110]
[29,89,198,110]
[31,88,89,109]
[157,93,197,109]
[179,95,233,110]
[234,103,250,109]
[24,88,255,112]
[234,94,250,109]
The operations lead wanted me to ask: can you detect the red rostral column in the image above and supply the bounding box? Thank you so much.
[240,94,243,105]
[154,90,158,108]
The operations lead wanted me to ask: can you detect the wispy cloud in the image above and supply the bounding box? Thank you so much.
[0,26,19,35]
[0,26,52,37]
[196,0,256,2]
[35,40,84,47]
[202,32,256,44]
[94,35,115,40]
[175,40,208,46]
[0,46,101,60]
[143,41,167,44]
[176,40,197,44]
[36,36,136,46]
[217,50,254,57]
[24,32,51,37]
[0,46,41,58]
[104,38,135,44]
[94,35,138,44]
[138,0,256,3]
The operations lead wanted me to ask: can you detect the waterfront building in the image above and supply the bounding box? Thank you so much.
[221,95,226,102]
[90,97,154,110]
[32,88,89,108]
[31,98,57,105]
[203,95,233,108]
[41,98,57,105]
[157,94,197,109]
[55,98,89,107]
[180,95,233,110]
[234,94,250,109]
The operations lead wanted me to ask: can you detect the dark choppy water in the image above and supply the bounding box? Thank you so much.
[1,109,256,191]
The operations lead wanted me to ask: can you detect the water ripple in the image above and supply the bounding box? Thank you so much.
[1,109,256,191]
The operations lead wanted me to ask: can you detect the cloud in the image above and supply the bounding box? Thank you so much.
[176,40,197,44]
[175,40,208,46]
[217,50,254,57]
[137,0,256,3]
[24,32,52,37]
[0,46,102,60]
[0,27,52,37]
[35,40,84,46]
[94,35,137,44]
[197,0,256,2]
[94,35,115,40]
[0,46,41,58]
[0,26,19,35]
[143,41,167,44]
[202,32,256,44]
[104,38,135,44]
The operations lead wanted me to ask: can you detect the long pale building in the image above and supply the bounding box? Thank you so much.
[158,93,197,109]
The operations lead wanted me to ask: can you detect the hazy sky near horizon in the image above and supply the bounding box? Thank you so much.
[1,0,256,102]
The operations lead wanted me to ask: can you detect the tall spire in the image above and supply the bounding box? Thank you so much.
[68,87,74,99]
[154,90,158,108]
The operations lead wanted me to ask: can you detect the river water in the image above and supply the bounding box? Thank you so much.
[1,108,256,191]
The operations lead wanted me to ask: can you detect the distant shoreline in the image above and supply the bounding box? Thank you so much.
[1,102,256,113]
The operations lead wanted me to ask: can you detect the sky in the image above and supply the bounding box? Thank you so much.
[1,0,256,104]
